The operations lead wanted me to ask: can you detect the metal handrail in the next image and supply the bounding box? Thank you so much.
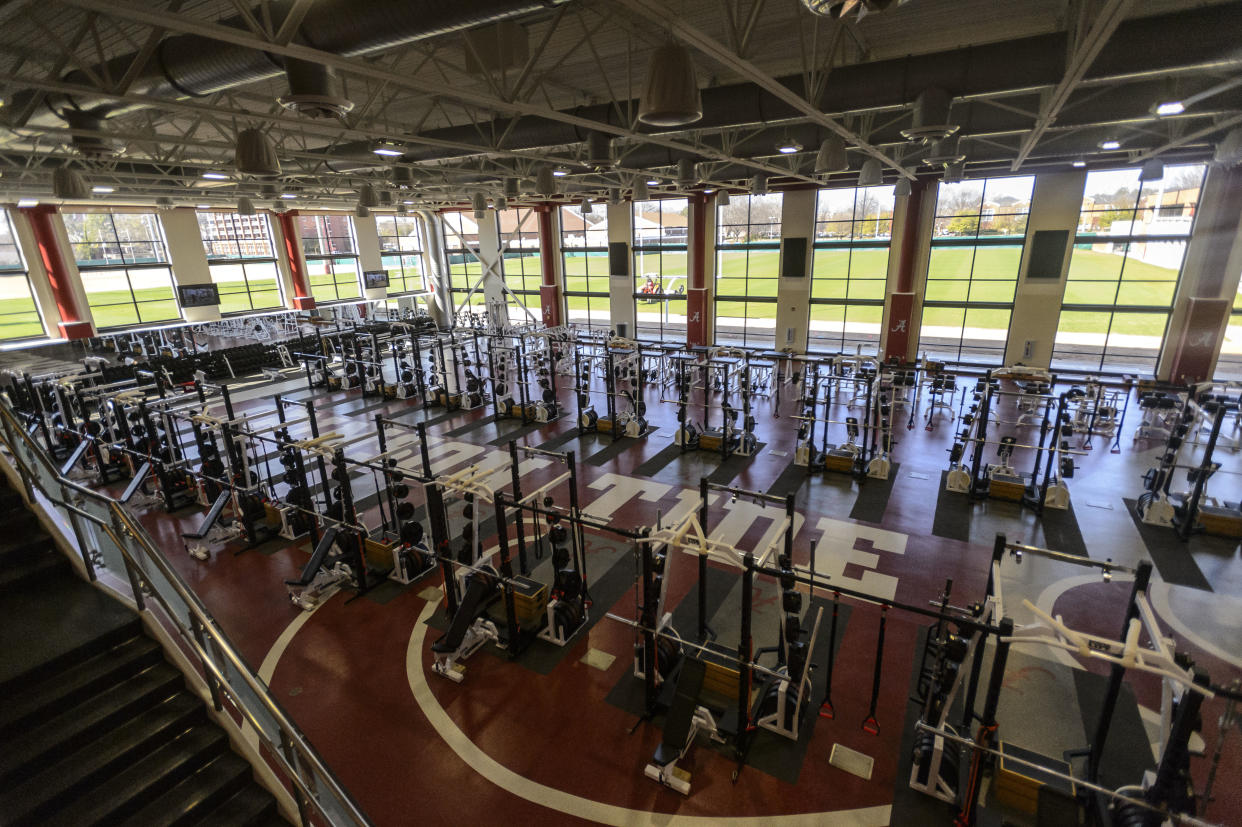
[0,398,371,827]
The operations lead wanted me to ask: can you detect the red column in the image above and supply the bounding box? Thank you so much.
[883,180,927,362]
[276,210,316,310]
[535,204,561,327]
[21,205,93,339]
[686,192,708,348]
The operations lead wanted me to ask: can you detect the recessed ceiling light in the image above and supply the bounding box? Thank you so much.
[1153,101,1185,117]
[1098,139,1121,150]
[280,193,298,199]
[16,198,37,207]
[777,140,802,154]
[92,185,114,193]
[1072,158,1086,168]
[202,172,229,180]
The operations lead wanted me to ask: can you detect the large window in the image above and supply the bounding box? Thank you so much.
[918,176,1034,364]
[297,214,359,303]
[376,214,427,295]
[809,186,894,354]
[0,211,44,340]
[716,193,781,348]
[498,207,542,323]
[441,212,486,310]
[1053,164,1206,373]
[63,211,180,329]
[633,198,689,343]
[196,211,282,314]
[561,204,610,332]
[1219,284,1242,380]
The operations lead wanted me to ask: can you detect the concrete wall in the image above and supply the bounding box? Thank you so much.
[606,202,636,338]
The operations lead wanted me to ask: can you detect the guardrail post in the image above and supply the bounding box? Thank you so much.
[191,618,224,712]
[279,731,313,827]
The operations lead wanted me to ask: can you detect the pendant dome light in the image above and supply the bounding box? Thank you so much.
[503,177,520,198]
[638,42,703,127]
[392,166,414,189]
[633,178,650,201]
[236,196,257,215]
[607,187,621,206]
[943,162,965,184]
[716,189,731,206]
[858,159,883,187]
[494,194,508,212]
[580,197,593,215]
[357,183,379,208]
[676,158,698,187]
[750,173,768,195]
[234,128,281,178]
[587,131,613,168]
[814,136,849,174]
[355,204,371,218]
[900,87,959,142]
[52,167,89,200]
[894,178,912,197]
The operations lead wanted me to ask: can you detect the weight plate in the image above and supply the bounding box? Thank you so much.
[395,501,416,520]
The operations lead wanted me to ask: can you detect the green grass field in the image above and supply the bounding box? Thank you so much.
[0,246,1187,344]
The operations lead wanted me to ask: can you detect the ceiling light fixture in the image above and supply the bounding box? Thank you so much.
[857,159,883,187]
[552,166,569,177]
[202,172,229,180]
[237,196,256,215]
[196,204,212,209]
[894,178,912,197]
[372,141,404,157]
[1153,101,1185,117]
[234,128,281,178]
[280,193,298,199]
[633,179,650,201]
[16,198,38,207]
[646,179,659,186]
[815,136,849,174]
[716,189,730,206]
[1072,157,1087,168]
[637,42,703,127]
[777,140,802,154]
[1098,139,1121,150]
[91,185,114,194]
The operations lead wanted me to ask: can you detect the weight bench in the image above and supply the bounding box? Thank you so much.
[180,491,234,560]
[644,657,719,795]
[430,571,500,683]
[285,526,357,611]
[120,462,151,504]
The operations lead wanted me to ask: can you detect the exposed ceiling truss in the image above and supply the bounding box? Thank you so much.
[0,0,1238,209]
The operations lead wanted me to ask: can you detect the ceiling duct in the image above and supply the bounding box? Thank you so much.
[236,196,257,215]
[1214,128,1242,165]
[358,183,379,207]
[607,187,621,206]
[750,173,767,194]
[63,110,121,158]
[494,194,508,211]
[392,166,415,188]
[676,159,697,186]
[503,177,520,198]
[278,59,354,118]
[536,166,556,196]
[638,42,703,127]
[471,191,488,217]
[234,128,281,177]
[633,179,649,201]
[922,134,966,165]
[259,183,279,198]
[943,161,965,183]
[814,136,849,174]
[901,88,959,142]
[378,190,394,206]
[52,167,89,200]
[587,132,613,168]
[462,21,529,74]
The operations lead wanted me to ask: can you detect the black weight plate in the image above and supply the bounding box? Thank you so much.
[395,501,416,520]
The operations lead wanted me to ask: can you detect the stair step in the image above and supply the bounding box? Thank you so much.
[0,635,164,737]
[119,752,252,827]
[42,725,230,827]
[0,534,53,565]
[0,693,205,825]
[0,547,70,593]
[0,662,183,783]
[196,784,283,827]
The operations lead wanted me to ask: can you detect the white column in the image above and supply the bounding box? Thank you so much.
[8,208,67,337]
[474,211,507,328]
[160,207,220,323]
[607,201,635,338]
[353,212,386,301]
[1003,171,1087,367]
[774,189,816,352]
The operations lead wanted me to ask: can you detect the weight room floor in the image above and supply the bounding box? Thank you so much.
[104,367,1241,826]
